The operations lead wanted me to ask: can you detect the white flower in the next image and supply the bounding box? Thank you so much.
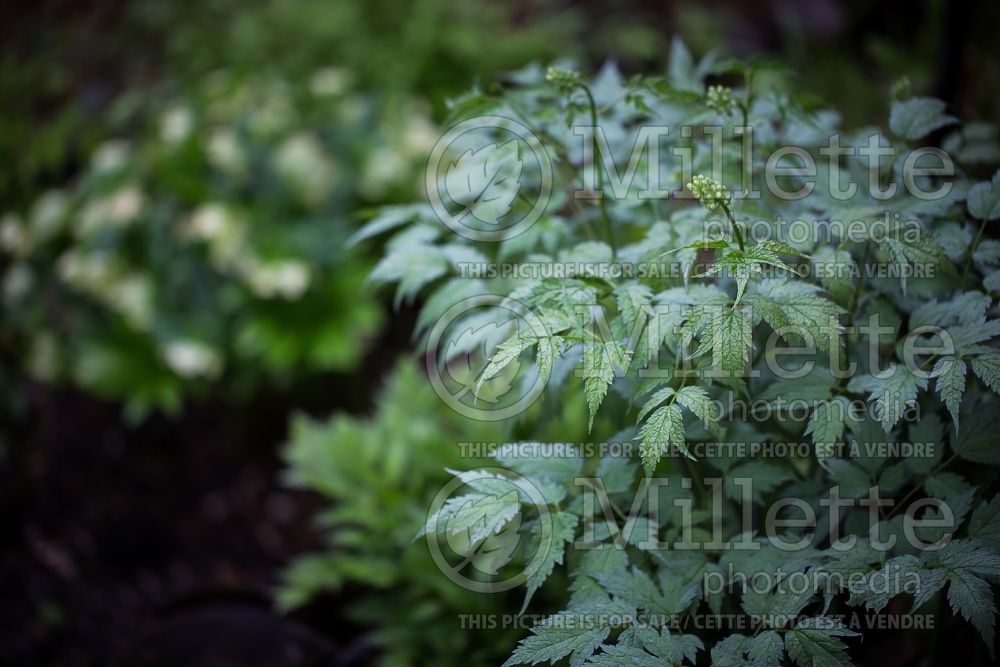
[273,133,336,206]
[107,187,144,222]
[91,140,131,174]
[78,186,144,235]
[359,145,407,200]
[206,128,247,174]
[687,174,732,212]
[163,340,222,379]
[309,67,353,97]
[31,190,69,241]
[244,258,311,299]
[3,263,33,301]
[187,203,230,239]
[401,111,437,159]
[184,203,245,268]
[109,275,154,330]
[0,214,27,255]
[160,106,194,145]
[57,249,111,288]
[705,85,737,116]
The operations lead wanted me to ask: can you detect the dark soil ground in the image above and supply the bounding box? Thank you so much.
[0,311,416,667]
[0,383,361,667]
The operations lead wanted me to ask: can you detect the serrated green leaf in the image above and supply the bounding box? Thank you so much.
[784,617,858,667]
[946,569,996,655]
[967,170,1000,221]
[889,97,958,140]
[637,386,676,423]
[970,496,1000,549]
[745,280,844,359]
[970,352,1000,396]
[933,356,967,430]
[582,340,628,431]
[675,384,719,432]
[523,512,578,612]
[953,410,1000,464]
[806,396,850,463]
[847,364,927,432]
[747,631,784,667]
[638,403,687,472]
[503,612,612,667]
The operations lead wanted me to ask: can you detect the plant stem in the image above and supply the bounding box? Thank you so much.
[722,204,745,251]
[885,452,958,520]
[962,217,987,288]
[847,241,872,322]
[578,83,616,257]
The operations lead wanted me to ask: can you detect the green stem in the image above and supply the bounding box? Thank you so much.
[847,241,872,323]
[577,83,617,257]
[739,70,753,195]
[886,452,958,520]
[721,203,745,251]
[962,217,987,288]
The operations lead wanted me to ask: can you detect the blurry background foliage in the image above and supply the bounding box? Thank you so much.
[280,359,596,666]
[2,70,413,422]
[279,361,519,667]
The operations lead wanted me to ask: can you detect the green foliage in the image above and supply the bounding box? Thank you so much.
[355,39,1000,666]
[280,361,521,666]
[0,70,411,420]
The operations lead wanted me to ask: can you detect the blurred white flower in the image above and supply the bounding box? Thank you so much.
[206,128,247,175]
[163,339,223,379]
[108,187,145,220]
[57,249,114,289]
[31,190,69,242]
[309,67,353,97]
[160,106,194,145]
[401,111,438,158]
[78,186,145,235]
[359,145,407,200]
[57,249,153,329]
[243,258,311,299]
[109,274,154,330]
[273,133,336,207]
[183,203,245,268]
[3,263,34,301]
[0,213,27,255]
[91,140,131,174]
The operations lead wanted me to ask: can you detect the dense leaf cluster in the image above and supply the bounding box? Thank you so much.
[353,39,1000,665]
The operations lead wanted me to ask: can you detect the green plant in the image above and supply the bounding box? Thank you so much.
[279,360,525,666]
[0,69,436,420]
[353,40,1000,665]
